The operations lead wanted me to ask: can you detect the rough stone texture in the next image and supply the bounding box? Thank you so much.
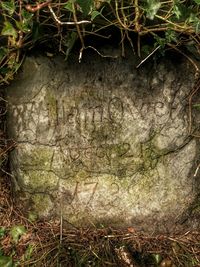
[7,51,200,232]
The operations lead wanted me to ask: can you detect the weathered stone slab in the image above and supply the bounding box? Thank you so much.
[7,51,200,232]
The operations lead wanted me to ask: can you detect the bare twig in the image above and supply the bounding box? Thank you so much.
[80,46,119,61]
[194,163,200,177]
[26,1,52,13]
[134,0,140,32]
[136,45,161,68]
[188,79,200,135]
[48,5,91,25]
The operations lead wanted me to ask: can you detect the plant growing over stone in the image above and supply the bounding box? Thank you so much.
[0,0,200,85]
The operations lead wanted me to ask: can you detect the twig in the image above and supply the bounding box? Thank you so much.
[136,45,161,68]
[72,3,85,63]
[188,79,200,135]
[194,163,200,177]
[0,141,17,157]
[134,0,140,32]
[26,1,51,13]
[48,5,91,25]
[115,0,128,29]
[80,46,119,61]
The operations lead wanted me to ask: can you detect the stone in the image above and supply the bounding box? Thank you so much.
[6,51,200,232]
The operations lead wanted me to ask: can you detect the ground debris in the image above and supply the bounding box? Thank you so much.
[0,176,200,266]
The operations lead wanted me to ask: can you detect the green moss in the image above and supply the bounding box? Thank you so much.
[23,170,58,192]
[74,170,90,182]
[31,194,53,217]
[45,91,57,120]
[141,140,161,171]
[22,147,53,169]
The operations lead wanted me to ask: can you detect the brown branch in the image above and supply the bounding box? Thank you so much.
[26,1,52,13]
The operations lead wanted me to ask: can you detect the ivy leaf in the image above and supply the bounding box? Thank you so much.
[1,1,15,15]
[154,35,166,48]
[16,9,33,32]
[187,13,200,33]
[22,9,34,22]
[146,0,161,20]
[173,5,182,19]
[76,0,93,15]
[165,30,178,43]
[10,225,26,243]
[64,0,74,12]
[1,21,17,39]
[173,4,192,21]
[91,10,101,20]
[0,256,13,267]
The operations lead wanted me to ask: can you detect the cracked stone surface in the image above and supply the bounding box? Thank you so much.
[6,51,200,232]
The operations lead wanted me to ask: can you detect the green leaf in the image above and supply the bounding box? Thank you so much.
[172,4,192,21]
[16,9,33,33]
[0,67,9,75]
[0,256,13,267]
[154,35,166,48]
[1,21,17,39]
[91,10,101,20]
[165,30,178,43]
[187,13,200,33]
[1,1,15,15]
[64,0,74,12]
[173,5,182,19]
[21,9,34,21]
[10,225,26,243]
[193,0,200,4]
[146,0,161,20]
[24,245,34,260]
[152,253,162,264]
[76,0,93,15]
[0,227,6,238]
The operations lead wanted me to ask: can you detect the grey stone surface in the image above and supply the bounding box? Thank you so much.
[7,51,200,232]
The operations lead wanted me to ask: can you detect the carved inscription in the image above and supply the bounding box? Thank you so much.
[10,96,124,138]
[7,55,198,230]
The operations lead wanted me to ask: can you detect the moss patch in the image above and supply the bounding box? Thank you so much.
[31,193,53,217]
[23,170,59,192]
[21,147,54,170]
